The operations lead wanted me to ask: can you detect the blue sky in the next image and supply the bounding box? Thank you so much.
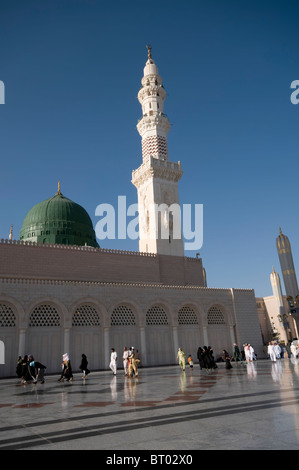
[0,0,299,297]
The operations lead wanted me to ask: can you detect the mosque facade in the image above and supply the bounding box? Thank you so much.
[0,48,264,377]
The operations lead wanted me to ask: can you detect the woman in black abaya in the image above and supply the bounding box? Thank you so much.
[79,354,90,379]
[197,347,205,370]
[207,346,218,369]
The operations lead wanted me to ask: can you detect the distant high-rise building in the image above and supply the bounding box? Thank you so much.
[276,227,299,301]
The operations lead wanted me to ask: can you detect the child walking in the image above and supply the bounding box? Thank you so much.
[188,355,194,369]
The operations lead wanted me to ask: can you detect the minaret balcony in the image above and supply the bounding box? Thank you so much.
[132,155,183,188]
[137,113,171,136]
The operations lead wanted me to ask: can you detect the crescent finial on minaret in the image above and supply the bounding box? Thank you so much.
[146,44,152,60]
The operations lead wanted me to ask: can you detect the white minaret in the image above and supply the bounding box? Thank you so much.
[270,267,293,342]
[132,45,184,256]
[270,267,286,316]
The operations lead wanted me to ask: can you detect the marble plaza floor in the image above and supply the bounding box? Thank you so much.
[1,359,299,451]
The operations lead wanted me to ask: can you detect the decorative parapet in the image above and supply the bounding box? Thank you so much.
[0,239,157,257]
[184,256,202,262]
[0,276,254,292]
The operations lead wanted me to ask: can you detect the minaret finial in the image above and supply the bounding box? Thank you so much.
[146,44,152,60]
[9,225,13,241]
[279,226,282,236]
[56,180,61,195]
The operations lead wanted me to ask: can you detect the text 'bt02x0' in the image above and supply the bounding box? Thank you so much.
[105,454,193,467]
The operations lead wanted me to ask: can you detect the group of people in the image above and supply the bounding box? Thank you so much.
[16,353,89,384]
[17,347,142,385]
[16,355,46,384]
[196,346,218,370]
[267,341,283,362]
[176,343,259,373]
[266,341,299,362]
[243,343,256,362]
[110,346,141,377]
[18,341,263,384]
[177,345,219,372]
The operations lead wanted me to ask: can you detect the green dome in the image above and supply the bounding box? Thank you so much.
[19,190,99,248]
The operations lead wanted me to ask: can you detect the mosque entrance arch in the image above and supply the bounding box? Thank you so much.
[27,303,62,374]
[0,302,18,377]
[71,303,103,371]
[145,305,173,366]
[109,305,140,364]
[206,305,231,358]
[177,305,203,360]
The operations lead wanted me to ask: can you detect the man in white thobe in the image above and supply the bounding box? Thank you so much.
[268,342,276,362]
[122,347,129,376]
[109,348,117,375]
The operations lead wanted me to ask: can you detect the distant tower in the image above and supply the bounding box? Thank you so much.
[270,267,286,318]
[276,227,299,300]
[270,267,292,342]
[9,225,13,241]
[132,45,184,256]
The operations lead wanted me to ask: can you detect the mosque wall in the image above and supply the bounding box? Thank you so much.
[230,289,264,357]
[0,240,204,286]
[0,273,265,377]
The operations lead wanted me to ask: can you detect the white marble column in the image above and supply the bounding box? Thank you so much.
[139,327,147,366]
[104,327,110,369]
[173,326,179,355]
[63,328,70,354]
[229,326,236,346]
[18,328,27,356]
[203,326,209,346]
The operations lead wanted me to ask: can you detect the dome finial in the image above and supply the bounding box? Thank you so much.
[146,44,152,60]
[56,180,61,195]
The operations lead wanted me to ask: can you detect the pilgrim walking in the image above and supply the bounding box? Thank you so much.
[177,347,186,371]
[79,354,90,379]
[110,348,118,375]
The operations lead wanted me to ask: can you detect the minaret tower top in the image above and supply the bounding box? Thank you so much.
[137,45,171,161]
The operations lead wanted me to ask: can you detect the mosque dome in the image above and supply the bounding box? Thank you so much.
[19,183,99,248]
